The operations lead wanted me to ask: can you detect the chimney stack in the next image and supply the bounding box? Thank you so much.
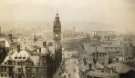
[8,33,13,42]
[17,44,21,52]
[43,41,47,47]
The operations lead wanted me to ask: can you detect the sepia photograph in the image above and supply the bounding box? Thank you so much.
[0,0,135,78]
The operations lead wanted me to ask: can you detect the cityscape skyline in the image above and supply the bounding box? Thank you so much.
[0,0,135,33]
[0,1,135,78]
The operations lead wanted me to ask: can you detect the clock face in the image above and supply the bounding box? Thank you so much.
[56,34,59,37]
[54,33,61,40]
[55,34,61,37]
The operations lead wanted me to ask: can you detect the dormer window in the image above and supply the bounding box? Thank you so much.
[19,57,21,59]
[23,57,26,59]
[15,57,17,59]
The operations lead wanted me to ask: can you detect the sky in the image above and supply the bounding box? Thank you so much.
[0,0,135,33]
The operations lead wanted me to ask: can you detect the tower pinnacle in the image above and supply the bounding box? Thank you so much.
[53,13,61,41]
[56,13,59,18]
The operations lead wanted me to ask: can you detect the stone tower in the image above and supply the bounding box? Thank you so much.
[53,13,61,42]
[53,13,62,72]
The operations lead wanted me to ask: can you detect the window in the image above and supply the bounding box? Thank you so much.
[23,57,26,59]
[4,74,7,77]
[19,57,21,59]
[18,68,23,72]
[18,62,21,65]
[1,74,3,77]
[15,57,17,59]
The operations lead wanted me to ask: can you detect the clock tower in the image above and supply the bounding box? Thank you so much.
[53,13,61,42]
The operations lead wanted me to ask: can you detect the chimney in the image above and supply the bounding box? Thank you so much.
[8,33,13,42]
[43,41,46,47]
[17,44,21,52]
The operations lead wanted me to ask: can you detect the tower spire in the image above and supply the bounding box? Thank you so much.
[56,13,59,18]
[53,13,61,41]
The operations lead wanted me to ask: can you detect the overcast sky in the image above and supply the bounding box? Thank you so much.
[0,0,135,33]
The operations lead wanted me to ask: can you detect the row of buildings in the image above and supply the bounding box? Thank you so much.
[0,13,62,78]
[79,31,135,78]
